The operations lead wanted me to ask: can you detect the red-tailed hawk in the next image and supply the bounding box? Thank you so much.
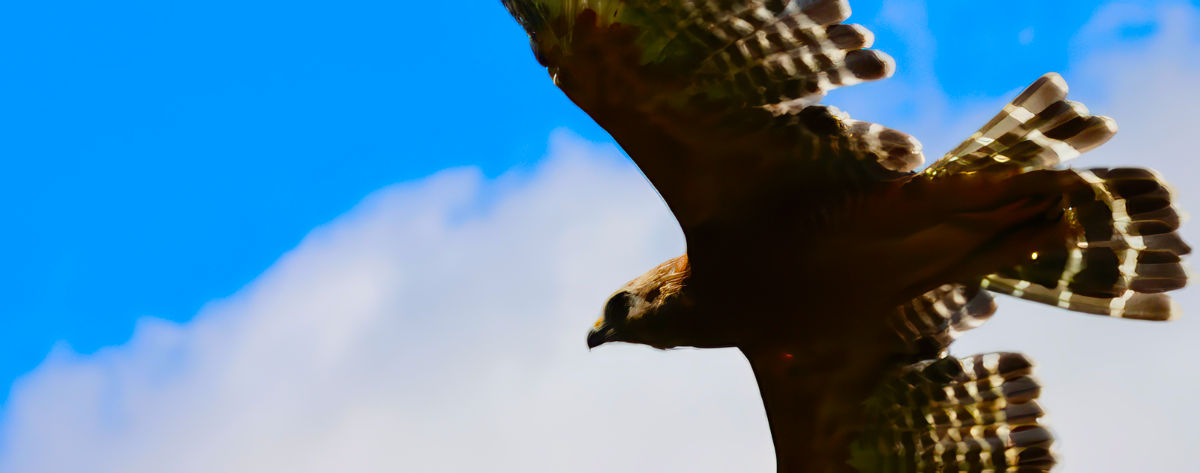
[503,1,1189,471]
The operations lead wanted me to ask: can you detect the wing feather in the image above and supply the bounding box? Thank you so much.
[920,73,1188,321]
[505,0,923,227]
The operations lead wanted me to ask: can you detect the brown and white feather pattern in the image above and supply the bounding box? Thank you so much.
[917,72,1189,321]
[852,353,1055,473]
[507,3,1189,472]
[925,73,1117,177]
[504,0,926,181]
[669,0,923,174]
[681,1,887,110]
[890,284,996,355]
[984,167,1189,320]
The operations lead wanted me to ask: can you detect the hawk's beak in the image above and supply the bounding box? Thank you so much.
[587,326,610,349]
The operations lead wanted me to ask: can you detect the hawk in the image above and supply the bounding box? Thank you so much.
[502,1,1189,471]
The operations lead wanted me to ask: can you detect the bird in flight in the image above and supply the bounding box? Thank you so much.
[502,1,1189,471]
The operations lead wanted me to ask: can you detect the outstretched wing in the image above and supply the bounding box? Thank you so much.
[926,73,1188,321]
[504,0,923,228]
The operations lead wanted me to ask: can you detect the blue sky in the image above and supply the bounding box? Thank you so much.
[0,1,607,401]
[1,1,1198,471]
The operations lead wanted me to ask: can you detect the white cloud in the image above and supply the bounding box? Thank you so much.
[0,133,772,473]
[2,4,1198,473]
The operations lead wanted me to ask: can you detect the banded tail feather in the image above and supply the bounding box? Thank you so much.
[925,72,1117,177]
[851,353,1055,473]
[982,167,1188,320]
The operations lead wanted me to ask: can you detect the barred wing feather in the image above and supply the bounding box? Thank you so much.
[852,353,1056,473]
[504,0,924,226]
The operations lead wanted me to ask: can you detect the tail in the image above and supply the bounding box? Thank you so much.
[851,353,1056,473]
[922,73,1190,321]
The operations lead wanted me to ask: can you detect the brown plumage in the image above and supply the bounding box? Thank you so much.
[504,1,1188,472]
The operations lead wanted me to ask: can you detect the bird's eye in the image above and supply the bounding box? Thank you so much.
[604,291,633,322]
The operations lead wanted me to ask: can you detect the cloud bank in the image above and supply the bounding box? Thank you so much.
[0,135,773,472]
[2,3,1197,473]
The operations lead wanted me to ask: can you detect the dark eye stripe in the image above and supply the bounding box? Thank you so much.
[605,291,634,321]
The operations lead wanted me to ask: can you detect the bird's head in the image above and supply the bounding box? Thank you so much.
[587,255,691,350]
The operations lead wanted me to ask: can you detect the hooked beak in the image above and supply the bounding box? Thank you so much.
[587,326,612,349]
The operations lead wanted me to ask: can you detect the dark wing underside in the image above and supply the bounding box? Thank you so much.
[504,0,925,228]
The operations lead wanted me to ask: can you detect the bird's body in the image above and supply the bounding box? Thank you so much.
[504,1,1189,471]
